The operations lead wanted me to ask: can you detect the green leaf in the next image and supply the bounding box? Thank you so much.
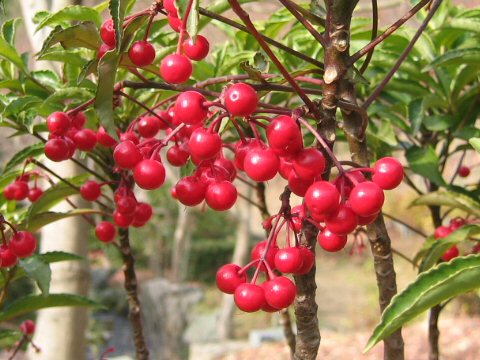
[36,5,103,32]
[40,251,83,263]
[19,209,101,233]
[469,137,480,153]
[419,225,480,272]
[38,49,88,67]
[2,18,22,45]
[365,254,480,352]
[0,36,27,72]
[0,294,102,322]
[109,0,132,50]
[187,0,199,39]
[425,48,480,71]
[3,143,44,173]
[406,146,446,187]
[0,329,21,341]
[20,255,52,295]
[408,98,423,133]
[77,59,98,85]
[411,190,480,217]
[423,114,454,132]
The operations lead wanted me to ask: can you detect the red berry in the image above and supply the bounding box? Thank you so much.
[263,276,297,310]
[243,147,279,182]
[449,217,466,231]
[358,212,378,226]
[120,132,139,144]
[279,156,294,179]
[45,138,69,162]
[0,245,18,268]
[64,136,77,159]
[47,112,71,135]
[290,205,306,233]
[113,211,134,228]
[295,247,315,275]
[80,180,101,201]
[3,185,15,200]
[138,116,161,138]
[11,181,29,201]
[100,19,116,47]
[441,246,459,261]
[234,283,265,312]
[183,35,210,61]
[304,181,340,216]
[133,159,166,190]
[133,202,153,224]
[317,229,347,252]
[215,158,237,181]
[349,181,385,217]
[97,126,117,147]
[324,204,358,235]
[205,181,237,211]
[174,91,208,125]
[188,128,222,160]
[434,225,452,239]
[164,0,178,15]
[168,15,182,32]
[293,148,326,181]
[251,240,278,272]
[95,221,116,243]
[266,115,303,156]
[160,54,192,84]
[114,141,143,169]
[234,139,262,171]
[274,247,304,274]
[9,231,37,258]
[288,171,313,197]
[70,112,87,129]
[27,188,43,202]
[175,176,207,206]
[98,43,114,59]
[167,145,190,167]
[73,128,97,151]
[216,263,247,294]
[224,83,258,117]
[116,196,137,215]
[129,41,156,67]
[373,157,404,190]
[458,166,471,178]
[20,320,35,335]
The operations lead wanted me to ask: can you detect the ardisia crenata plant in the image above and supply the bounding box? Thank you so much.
[0,0,479,359]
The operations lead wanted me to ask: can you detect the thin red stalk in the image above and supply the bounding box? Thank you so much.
[359,0,378,74]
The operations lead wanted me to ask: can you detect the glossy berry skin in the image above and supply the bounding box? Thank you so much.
[458,166,471,178]
[113,141,143,169]
[325,204,359,235]
[3,185,15,200]
[174,91,208,125]
[293,148,326,181]
[288,171,313,197]
[188,128,222,160]
[0,245,18,268]
[80,180,101,201]
[128,41,156,67]
[47,112,71,135]
[138,116,161,138]
[133,159,166,190]
[274,247,304,274]
[113,211,134,228]
[9,231,37,258]
[100,19,116,47]
[295,247,315,275]
[251,241,278,272]
[160,54,192,84]
[73,129,97,151]
[434,225,452,239]
[234,283,265,312]
[216,263,247,294]
[279,157,294,179]
[263,276,297,310]
[95,221,117,243]
[317,229,347,252]
[26,187,42,202]
[441,246,459,261]
[349,181,385,217]
[20,320,35,335]
[70,112,86,129]
[266,115,303,156]
[183,35,210,61]
[97,126,117,147]
[304,181,340,216]
[373,157,404,190]
[11,181,29,201]
[175,176,207,206]
[358,212,378,226]
[233,139,262,171]
[243,148,280,182]
[133,202,153,224]
[98,43,114,59]
[224,83,258,117]
[214,158,237,181]
[205,181,237,211]
[449,217,466,231]
[45,138,69,162]
[116,196,137,216]
[120,132,139,145]
[167,145,190,167]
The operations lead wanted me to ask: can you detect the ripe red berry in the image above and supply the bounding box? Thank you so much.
[133,159,166,190]
[349,181,385,217]
[9,231,37,258]
[324,204,359,235]
[434,225,452,239]
[45,138,69,162]
[290,205,306,233]
[449,217,466,231]
[295,247,315,275]
[11,181,29,201]
[133,202,153,224]
[70,112,86,129]
[317,229,347,252]
[97,126,117,147]
[358,212,378,226]
[73,128,97,151]
[64,136,77,159]
[138,116,161,138]
[183,35,210,61]
[160,54,192,84]
[293,148,326,181]
[266,115,303,156]
[243,147,279,182]
[3,185,15,200]
[251,240,278,272]
[234,139,262,171]
[20,320,35,335]
[174,91,208,125]
[224,83,258,117]
[167,145,190,167]
[0,245,18,268]
[114,141,143,169]
[205,181,237,211]
[234,283,265,312]
[80,180,101,201]
[458,166,471,178]
[304,181,340,216]
[98,43,114,59]
[120,132,139,144]
[263,276,297,310]
[27,188,43,202]
[188,128,222,160]
[164,0,178,15]
[95,221,117,243]
[100,19,116,47]
[274,247,304,274]
[216,263,247,294]
[288,171,313,197]
[129,41,156,67]
[441,246,459,261]
[279,156,294,179]
[373,157,404,190]
[175,176,207,206]
[168,15,182,32]
[47,112,71,135]
[113,211,134,228]
[116,196,137,216]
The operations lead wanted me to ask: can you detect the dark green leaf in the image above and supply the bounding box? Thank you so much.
[406,146,446,187]
[425,48,480,71]
[2,18,21,45]
[411,190,480,217]
[408,99,423,133]
[36,5,103,31]
[423,114,454,132]
[0,36,27,72]
[40,251,83,263]
[20,255,52,295]
[3,143,44,173]
[18,209,101,233]
[109,0,132,50]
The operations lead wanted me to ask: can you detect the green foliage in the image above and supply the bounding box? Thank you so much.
[187,239,235,283]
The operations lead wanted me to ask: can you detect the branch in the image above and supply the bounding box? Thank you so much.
[359,0,378,74]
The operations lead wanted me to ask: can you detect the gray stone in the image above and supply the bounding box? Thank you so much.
[249,327,286,347]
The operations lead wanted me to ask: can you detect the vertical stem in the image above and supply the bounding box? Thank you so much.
[428,304,441,360]
[118,228,150,360]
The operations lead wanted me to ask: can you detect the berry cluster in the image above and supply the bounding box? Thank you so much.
[0,216,37,268]
[3,170,45,203]
[434,217,468,261]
